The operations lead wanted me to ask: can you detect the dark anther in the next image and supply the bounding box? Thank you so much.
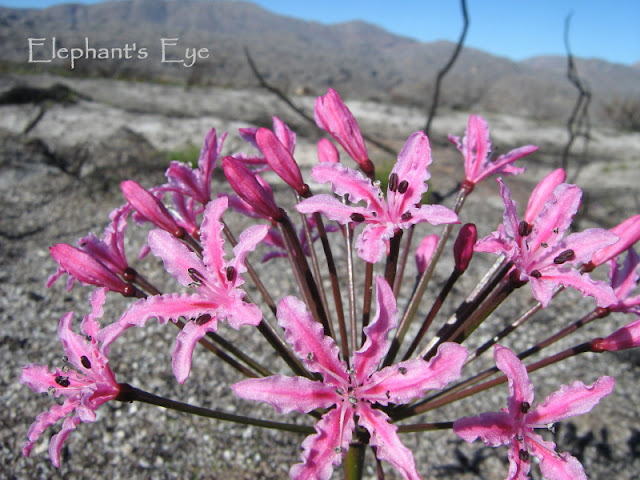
[195,314,212,325]
[397,180,409,194]
[386,390,391,399]
[398,367,408,375]
[173,226,186,239]
[541,242,548,248]
[307,352,314,361]
[188,268,204,283]
[401,212,413,221]
[518,221,532,237]
[122,267,136,281]
[388,173,399,192]
[61,355,68,363]
[335,388,343,395]
[553,249,575,265]
[85,335,92,342]
[530,270,542,279]
[334,447,343,454]
[553,228,559,234]
[55,376,70,387]
[520,401,530,413]
[519,449,530,461]
[350,213,366,223]
[81,355,92,369]
[226,266,236,282]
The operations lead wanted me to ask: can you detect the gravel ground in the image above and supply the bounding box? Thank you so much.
[1,74,639,479]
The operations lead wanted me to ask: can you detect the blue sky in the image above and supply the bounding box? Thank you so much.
[2,0,638,65]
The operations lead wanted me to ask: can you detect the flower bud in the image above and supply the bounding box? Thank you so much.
[121,180,183,238]
[221,156,283,221]
[256,127,306,195]
[454,223,477,273]
[591,317,640,352]
[317,138,340,164]
[49,244,131,295]
[314,88,372,175]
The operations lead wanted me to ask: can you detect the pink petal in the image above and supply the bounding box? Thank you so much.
[290,406,354,480]
[48,415,82,468]
[276,296,348,384]
[200,197,229,283]
[354,276,397,381]
[357,404,421,480]
[529,184,581,253]
[296,194,366,224]
[496,178,520,240]
[256,127,304,193]
[527,432,587,480]
[506,443,532,480]
[197,128,224,201]
[591,214,640,266]
[560,228,619,265]
[172,320,217,383]
[407,204,459,227]
[355,223,393,264]
[536,268,617,308]
[22,401,75,459]
[524,168,566,223]
[232,376,337,414]
[415,234,438,275]
[310,162,381,207]
[387,131,432,213]
[364,342,467,405]
[148,229,204,287]
[610,247,640,300]
[453,411,515,447]
[229,224,269,282]
[526,376,615,426]
[272,116,296,154]
[494,345,534,412]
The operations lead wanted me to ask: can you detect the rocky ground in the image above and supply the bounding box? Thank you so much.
[1,72,639,479]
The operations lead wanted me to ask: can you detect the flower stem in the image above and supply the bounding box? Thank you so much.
[116,383,314,434]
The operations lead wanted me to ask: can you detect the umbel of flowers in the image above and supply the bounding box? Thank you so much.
[21,87,640,480]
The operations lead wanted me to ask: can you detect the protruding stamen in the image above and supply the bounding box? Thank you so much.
[401,212,412,221]
[518,221,532,237]
[519,449,530,461]
[397,180,409,194]
[398,367,408,375]
[350,213,365,223]
[188,268,204,284]
[226,266,236,282]
[81,355,92,369]
[195,314,212,325]
[388,173,399,192]
[520,401,530,413]
[530,270,542,279]
[55,376,70,387]
[553,249,575,264]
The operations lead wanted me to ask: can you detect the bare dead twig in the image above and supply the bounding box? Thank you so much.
[424,0,469,137]
[561,13,591,180]
[243,46,396,156]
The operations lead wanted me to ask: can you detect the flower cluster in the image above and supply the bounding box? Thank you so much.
[22,87,640,480]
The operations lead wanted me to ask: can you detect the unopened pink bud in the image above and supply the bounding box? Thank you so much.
[271,116,296,154]
[50,244,131,295]
[591,317,640,352]
[314,88,372,175]
[591,215,640,267]
[415,234,439,275]
[222,156,283,221]
[256,128,306,195]
[121,181,183,237]
[317,138,340,163]
[454,223,477,272]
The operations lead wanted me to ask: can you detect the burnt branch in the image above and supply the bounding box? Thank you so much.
[424,0,469,137]
[561,13,592,178]
[243,46,395,156]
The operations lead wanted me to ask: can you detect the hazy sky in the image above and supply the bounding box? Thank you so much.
[2,0,638,65]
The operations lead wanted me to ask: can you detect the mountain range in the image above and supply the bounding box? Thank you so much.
[1,0,639,125]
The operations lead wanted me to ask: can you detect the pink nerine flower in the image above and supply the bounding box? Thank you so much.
[454,345,614,480]
[21,288,121,467]
[475,172,618,307]
[99,197,268,383]
[233,277,468,480]
[296,131,459,264]
[448,114,537,188]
